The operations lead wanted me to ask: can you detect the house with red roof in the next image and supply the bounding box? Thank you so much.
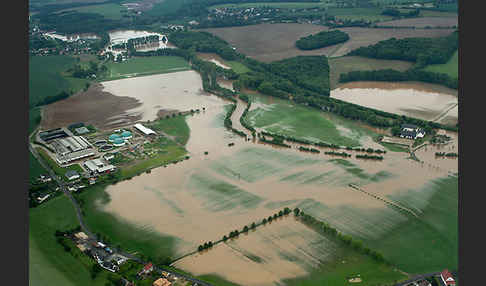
[138,262,154,276]
[440,269,456,286]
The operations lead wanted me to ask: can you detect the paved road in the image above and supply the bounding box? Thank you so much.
[29,143,214,286]
[393,272,440,286]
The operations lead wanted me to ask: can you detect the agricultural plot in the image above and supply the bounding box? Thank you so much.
[58,3,126,20]
[200,23,454,62]
[331,81,458,124]
[329,56,413,89]
[376,16,458,28]
[102,56,191,81]
[327,7,393,22]
[244,93,382,147]
[209,2,328,9]
[423,50,458,79]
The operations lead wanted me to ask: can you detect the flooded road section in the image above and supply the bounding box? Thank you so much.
[331,81,458,125]
[100,72,456,285]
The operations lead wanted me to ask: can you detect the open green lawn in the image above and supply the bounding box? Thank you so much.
[327,7,393,22]
[76,184,180,263]
[101,56,191,81]
[423,50,458,79]
[366,176,458,274]
[197,275,242,286]
[29,55,88,107]
[63,3,126,20]
[30,151,47,182]
[146,0,189,16]
[30,196,124,286]
[379,142,409,153]
[148,115,191,146]
[284,249,406,286]
[226,61,251,74]
[329,56,413,89]
[245,93,381,147]
[120,144,187,179]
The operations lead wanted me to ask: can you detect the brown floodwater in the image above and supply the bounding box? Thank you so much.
[97,72,455,285]
[331,82,458,124]
[197,53,232,69]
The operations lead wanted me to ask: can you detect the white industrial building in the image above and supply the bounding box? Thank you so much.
[84,158,116,174]
[51,136,95,165]
[134,123,156,135]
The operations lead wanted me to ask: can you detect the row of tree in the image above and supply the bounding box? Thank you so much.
[381,8,420,18]
[324,151,352,157]
[295,30,350,50]
[339,68,458,89]
[348,31,458,68]
[356,154,384,160]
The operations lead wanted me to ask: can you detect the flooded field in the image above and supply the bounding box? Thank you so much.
[101,70,220,122]
[200,24,454,62]
[331,81,458,125]
[174,218,342,286]
[78,69,457,283]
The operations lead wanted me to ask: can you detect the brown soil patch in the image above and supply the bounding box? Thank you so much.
[200,24,454,62]
[376,17,457,28]
[40,83,142,131]
[336,81,457,96]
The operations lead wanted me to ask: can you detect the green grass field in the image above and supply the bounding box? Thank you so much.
[101,56,191,81]
[76,184,180,262]
[366,176,458,274]
[379,142,410,153]
[226,61,251,74]
[30,151,47,182]
[245,93,381,147]
[29,55,88,107]
[148,115,191,146]
[146,0,189,16]
[327,7,393,22]
[329,56,413,89]
[284,249,406,286]
[62,3,126,20]
[423,50,458,79]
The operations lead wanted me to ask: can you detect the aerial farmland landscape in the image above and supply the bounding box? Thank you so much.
[28,0,459,285]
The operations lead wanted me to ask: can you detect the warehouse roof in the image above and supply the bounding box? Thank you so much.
[134,123,156,135]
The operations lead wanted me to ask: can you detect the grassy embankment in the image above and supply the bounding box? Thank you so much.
[101,56,191,81]
[366,176,458,274]
[29,196,122,286]
[329,56,413,89]
[423,50,458,79]
[244,93,382,148]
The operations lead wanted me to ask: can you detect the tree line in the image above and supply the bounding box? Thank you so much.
[339,68,458,89]
[381,8,420,18]
[348,31,458,68]
[295,30,350,51]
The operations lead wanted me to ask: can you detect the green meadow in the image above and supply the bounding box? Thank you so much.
[245,93,381,147]
[29,196,122,286]
[102,56,191,81]
[148,115,191,146]
[423,50,458,79]
[366,176,458,274]
[226,61,251,74]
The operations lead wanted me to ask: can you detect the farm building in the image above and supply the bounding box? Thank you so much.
[138,262,154,276]
[65,170,80,181]
[84,158,116,174]
[440,269,456,286]
[39,128,69,142]
[74,232,89,240]
[399,124,425,140]
[103,153,115,161]
[134,123,156,136]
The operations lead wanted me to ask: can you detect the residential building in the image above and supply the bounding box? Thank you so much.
[138,262,154,276]
[440,269,456,286]
[399,124,425,140]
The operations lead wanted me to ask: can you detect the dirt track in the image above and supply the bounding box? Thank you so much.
[40,83,142,131]
[200,23,455,62]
